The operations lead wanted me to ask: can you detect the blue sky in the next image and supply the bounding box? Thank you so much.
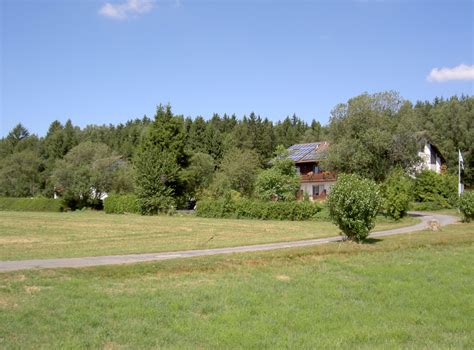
[1,0,473,136]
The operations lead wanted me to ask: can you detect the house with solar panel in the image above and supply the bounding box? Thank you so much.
[287,142,337,200]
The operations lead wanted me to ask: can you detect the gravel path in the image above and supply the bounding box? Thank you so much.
[0,211,458,272]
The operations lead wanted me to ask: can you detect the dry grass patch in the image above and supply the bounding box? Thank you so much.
[0,210,419,260]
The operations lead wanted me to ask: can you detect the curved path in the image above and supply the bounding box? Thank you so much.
[0,212,458,272]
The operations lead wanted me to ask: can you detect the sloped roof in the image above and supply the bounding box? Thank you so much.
[287,142,329,163]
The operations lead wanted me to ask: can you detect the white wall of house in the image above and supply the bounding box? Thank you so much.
[300,182,334,200]
[417,144,442,174]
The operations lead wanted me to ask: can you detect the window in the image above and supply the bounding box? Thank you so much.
[313,185,324,196]
[430,146,436,165]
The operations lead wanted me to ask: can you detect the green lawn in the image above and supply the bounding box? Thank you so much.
[0,222,472,348]
[0,211,418,260]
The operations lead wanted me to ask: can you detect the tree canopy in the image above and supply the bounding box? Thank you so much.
[0,92,472,209]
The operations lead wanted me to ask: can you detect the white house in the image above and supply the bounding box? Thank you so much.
[417,142,445,174]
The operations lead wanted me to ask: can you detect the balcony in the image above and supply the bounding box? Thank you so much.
[300,172,337,183]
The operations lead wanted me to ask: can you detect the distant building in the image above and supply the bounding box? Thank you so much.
[287,142,336,201]
[417,142,445,174]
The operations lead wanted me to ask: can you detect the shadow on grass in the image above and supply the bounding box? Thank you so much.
[362,238,383,245]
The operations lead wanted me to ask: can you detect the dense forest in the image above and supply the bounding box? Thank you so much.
[0,91,472,209]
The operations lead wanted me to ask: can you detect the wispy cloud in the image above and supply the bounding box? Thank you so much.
[427,64,474,82]
[99,0,154,20]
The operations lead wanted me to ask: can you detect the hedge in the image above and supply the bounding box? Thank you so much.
[103,194,140,214]
[0,197,65,212]
[196,198,322,221]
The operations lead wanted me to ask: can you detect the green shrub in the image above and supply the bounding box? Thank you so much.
[327,174,382,242]
[0,197,64,212]
[458,191,474,222]
[409,201,444,211]
[103,194,140,214]
[254,145,300,201]
[413,171,457,208]
[196,198,321,221]
[381,167,412,220]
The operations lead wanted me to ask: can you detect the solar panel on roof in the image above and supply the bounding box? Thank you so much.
[286,142,329,162]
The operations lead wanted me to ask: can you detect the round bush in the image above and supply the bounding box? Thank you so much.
[327,174,382,242]
[458,191,474,222]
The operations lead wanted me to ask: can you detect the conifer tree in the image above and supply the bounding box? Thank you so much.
[134,105,187,214]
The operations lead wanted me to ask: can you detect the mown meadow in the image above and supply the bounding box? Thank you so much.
[0,210,418,260]
[1,222,472,348]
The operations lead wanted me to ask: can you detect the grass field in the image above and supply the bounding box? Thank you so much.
[0,211,418,260]
[0,222,472,348]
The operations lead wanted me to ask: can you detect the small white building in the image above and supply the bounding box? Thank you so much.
[417,142,445,174]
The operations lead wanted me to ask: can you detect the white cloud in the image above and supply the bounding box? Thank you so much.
[99,0,154,20]
[427,64,474,82]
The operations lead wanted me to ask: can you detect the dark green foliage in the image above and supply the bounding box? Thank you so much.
[0,150,44,197]
[408,201,445,211]
[328,92,420,181]
[327,174,382,242]
[255,145,300,201]
[103,194,140,214]
[52,142,122,210]
[196,197,322,221]
[1,94,472,209]
[413,171,457,208]
[6,123,29,148]
[413,96,473,185]
[181,152,215,199]
[0,197,64,212]
[211,148,261,197]
[381,167,413,220]
[134,105,187,214]
[458,191,474,222]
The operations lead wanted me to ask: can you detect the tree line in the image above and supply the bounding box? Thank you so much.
[0,91,472,210]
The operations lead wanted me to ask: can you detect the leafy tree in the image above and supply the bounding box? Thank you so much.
[380,167,412,220]
[0,150,44,197]
[413,95,473,186]
[328,91,419,181]
[212,148,261,197]
[52,142,120,209]
[327,174,382,242]
[134,105,187,214]
[255,145,300,201]
[181,152,215,199]
[109,161,135,194]
[413,170,457,207]
[207,172,233,199]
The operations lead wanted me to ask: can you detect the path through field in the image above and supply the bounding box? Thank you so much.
[0,212,458,272]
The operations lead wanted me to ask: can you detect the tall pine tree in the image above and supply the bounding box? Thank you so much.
[134,105,187,214]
